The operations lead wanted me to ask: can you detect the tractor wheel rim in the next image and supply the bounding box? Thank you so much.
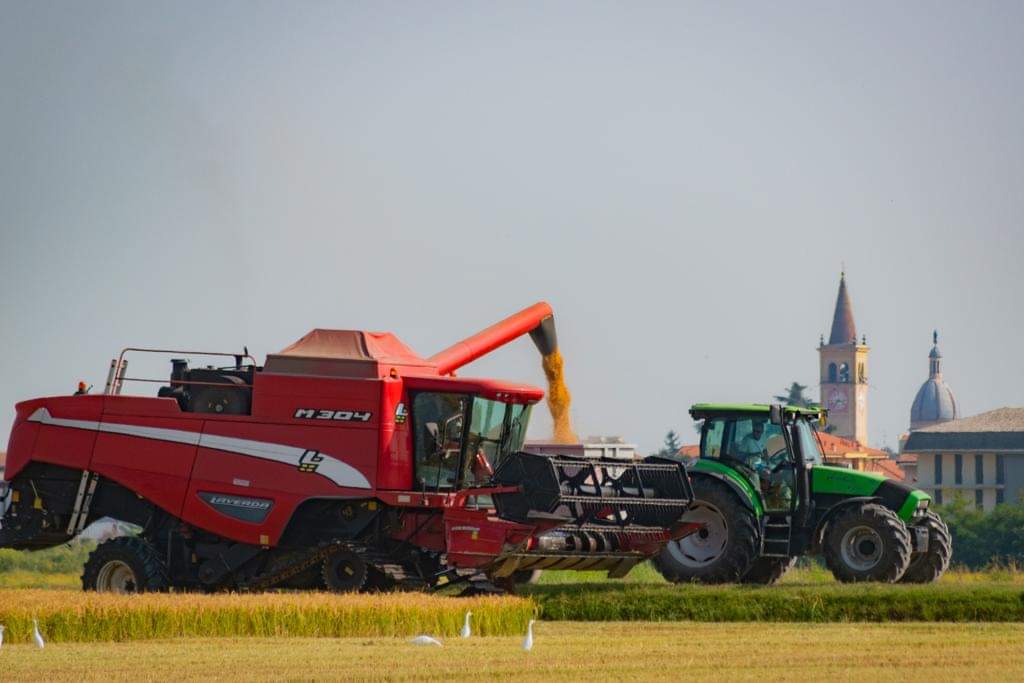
[667,502,729,567]
[840,525,884,572]
[96,560,138,593]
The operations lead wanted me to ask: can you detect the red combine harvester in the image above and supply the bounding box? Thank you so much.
[0,303,696,593]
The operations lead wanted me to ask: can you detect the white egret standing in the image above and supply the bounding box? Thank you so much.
[522,619,535,652]
[460,611,472,639]
[32,620,45,650]
[0,624,5,652]
[408,635,443,647]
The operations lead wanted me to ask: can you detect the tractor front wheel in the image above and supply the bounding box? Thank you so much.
[899,511,952,583]
[653,477,759,584]
[823,503,912,582]
[82,536,169,593]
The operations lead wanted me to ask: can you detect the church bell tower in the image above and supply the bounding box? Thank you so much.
[818,273,869,445]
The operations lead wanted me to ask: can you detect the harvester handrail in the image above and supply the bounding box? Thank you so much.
[109,347,258,395]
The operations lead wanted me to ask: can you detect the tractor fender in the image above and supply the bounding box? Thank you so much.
[689,470,762,518]
[810,496,879,552]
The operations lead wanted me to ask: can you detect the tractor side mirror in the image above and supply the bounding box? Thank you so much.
[769,404,784,425]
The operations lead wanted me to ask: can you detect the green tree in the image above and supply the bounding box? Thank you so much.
[656,430,683,458]
[774,382,816,408]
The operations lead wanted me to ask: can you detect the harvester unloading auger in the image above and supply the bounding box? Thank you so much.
[0,302,697,593]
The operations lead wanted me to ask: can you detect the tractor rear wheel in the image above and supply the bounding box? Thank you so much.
[653,477,759,584]
[741,556,797,585]
[899,511,952,583]
[322,550,368,592]
[823,503,912,582]
[82,536,169,593]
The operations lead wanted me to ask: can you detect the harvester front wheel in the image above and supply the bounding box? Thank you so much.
[741,556,796,585]
[899,511,952,583]
[322,550,368,592]
[653,477,759,584]
[823,503,912,582]
[81,536,169,593]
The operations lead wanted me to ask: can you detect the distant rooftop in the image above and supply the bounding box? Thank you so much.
[917,407,1024,433]
[904,408,1024,452]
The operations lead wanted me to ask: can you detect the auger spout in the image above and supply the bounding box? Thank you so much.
[429,302,557,376]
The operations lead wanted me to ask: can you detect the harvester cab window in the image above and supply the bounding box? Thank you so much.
[412,392,468,491]
[463,398,509,488]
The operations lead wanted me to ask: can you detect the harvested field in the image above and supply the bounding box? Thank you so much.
[1,622,1023,682]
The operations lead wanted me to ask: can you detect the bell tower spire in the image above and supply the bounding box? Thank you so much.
[819,271,869,445]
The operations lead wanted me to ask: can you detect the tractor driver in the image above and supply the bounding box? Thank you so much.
[736,419,768,473]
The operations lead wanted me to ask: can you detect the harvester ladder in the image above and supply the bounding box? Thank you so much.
[761,513,792,558]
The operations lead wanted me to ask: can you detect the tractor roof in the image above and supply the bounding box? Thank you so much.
[689,403,823,419]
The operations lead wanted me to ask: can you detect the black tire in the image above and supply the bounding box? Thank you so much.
[899,511,952,584]
[741,556,797,585]
[653,476,759,584]
[823,503,912,583]
[321,550,368,592]
[81,536,169,593]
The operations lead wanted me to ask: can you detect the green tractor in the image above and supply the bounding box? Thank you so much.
[654,404,951,584]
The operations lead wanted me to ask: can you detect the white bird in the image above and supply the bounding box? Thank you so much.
[522,619,535,652]
[0,624,5,652]
[408,635,443,647]
[32,619,45,650]
[460,611,472,639]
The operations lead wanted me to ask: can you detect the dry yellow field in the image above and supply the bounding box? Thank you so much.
[1,622,1023,682]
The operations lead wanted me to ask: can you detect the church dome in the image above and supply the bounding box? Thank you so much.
[910,331,958,431]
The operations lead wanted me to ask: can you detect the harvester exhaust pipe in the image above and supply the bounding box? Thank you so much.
[429,302,557,376]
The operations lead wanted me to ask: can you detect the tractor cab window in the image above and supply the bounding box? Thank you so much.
[795,419,823,465]
[412,392,468,491]
[702,417,792,472]
[702,416,795,510]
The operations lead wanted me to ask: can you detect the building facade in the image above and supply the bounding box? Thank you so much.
[818,273,869,445]
[903,408,1024,511]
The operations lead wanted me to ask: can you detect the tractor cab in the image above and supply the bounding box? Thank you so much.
[689,404,825,558]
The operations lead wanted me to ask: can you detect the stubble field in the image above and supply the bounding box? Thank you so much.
[2,622,1024,682]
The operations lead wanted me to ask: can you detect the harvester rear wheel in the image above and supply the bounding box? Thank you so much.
[823,503,912,583]
[899,511,952,584]
[741,556,796,585]
[82,536,169,593]
[653,477,759,584]
[322,550,368,592]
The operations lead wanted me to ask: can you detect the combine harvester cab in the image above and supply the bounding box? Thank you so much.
[1,302,696,593]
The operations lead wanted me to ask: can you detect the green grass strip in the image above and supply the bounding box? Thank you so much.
[529,583,1024,622]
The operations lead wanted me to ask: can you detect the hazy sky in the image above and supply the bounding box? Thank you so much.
[2,1,1022,452]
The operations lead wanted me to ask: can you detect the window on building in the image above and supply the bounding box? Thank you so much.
[934,454,943,484]
[996,488,1005,506]
[996,454,1005,485]
[975,454,984,484]
[954,454,963,485]
[975,489,984,510]
[827,363,837,383]
[934,488,943,505]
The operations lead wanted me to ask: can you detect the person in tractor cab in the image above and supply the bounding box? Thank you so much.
[736,419,768,472]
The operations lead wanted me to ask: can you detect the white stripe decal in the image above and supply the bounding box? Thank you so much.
[27,407,371,489]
